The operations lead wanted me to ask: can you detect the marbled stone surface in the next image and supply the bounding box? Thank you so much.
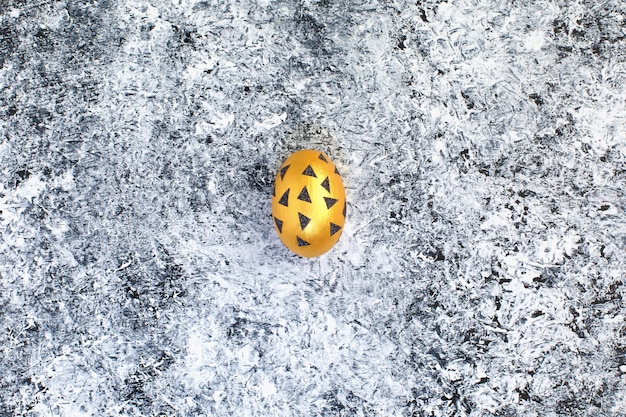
[1,0,625,416]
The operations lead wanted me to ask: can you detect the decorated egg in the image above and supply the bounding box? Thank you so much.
[272,149,346,258]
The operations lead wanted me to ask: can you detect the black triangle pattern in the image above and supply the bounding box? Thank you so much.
[274,217,283,233]
[320,177,330,193]
[330,222,342,236]
[324,197,338,209]
[278,189,289,206]
[342,203,346,217]
[272,182,276,197]
[297,186,311,203]
[298,212,311,230]
[302,165,317,177]
[334,167,340,175]
[318,153,328,163]
[280,165,290,180]
[297,236,310,247]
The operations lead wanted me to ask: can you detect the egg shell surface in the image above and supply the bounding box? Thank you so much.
[271,150,346,258]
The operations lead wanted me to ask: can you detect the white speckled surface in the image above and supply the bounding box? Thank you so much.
[1,0,625,415]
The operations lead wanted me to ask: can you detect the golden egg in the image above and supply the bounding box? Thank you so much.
[271,150,346,258]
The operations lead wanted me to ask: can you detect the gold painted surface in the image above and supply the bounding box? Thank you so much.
[271,149,346,257]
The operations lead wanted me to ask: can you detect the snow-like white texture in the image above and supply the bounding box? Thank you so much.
[1,0,625,416]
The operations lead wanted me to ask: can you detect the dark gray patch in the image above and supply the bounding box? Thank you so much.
[278,189,290,206]
[324,196,337,209]
[298,212,311,230]
[274,217,283,233]
[294,10,329,55]
[0,25,16,68]
[302,165,317,178]
[297,186,312,203]
[243,163,272,192]
[121,351,175,416]
[12,168,30,188]
[320,176,330,193]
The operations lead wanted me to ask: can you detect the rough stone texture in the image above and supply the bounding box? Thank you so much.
[1,0,625,416]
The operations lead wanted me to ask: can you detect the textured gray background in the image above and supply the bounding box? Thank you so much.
[1,0,625,416]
